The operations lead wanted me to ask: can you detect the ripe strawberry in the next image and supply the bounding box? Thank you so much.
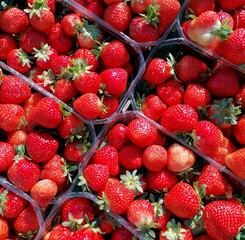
[130,0,153,13]
[99,177,134,215]
[73,93,103,120]
[70,226,103,240]
[6,48,32,74]
[236,84,245,110]
[127,117,158,147]
[231,8,245,29]
[111,226,135,240]
[29,97,63,129]
[143,144,167,172]
[0,188,27,219]
[175,55,208,83]
[23,92,43,117]
[6,129,26,146]
[144,58,173,86]
[0,33,17,60]
[234,115,245,145]
[167,143,196,173]
[160,104,198,133]
[203,199,245,240]
[63,141,87,163]
[219,0,245,11]
[146,168,179,192]
[164,182,200,219]
[0,104,26,132]
[98,212,114,234]
[103,2,132,32]
[0,75,31,105]
[119,144,144,170]
[107,123,128,149]
[13,205,39,237]
[93,145,120,176]
[0,142,15,172]
[0,7,29,34]
[194,234,215,240]
[0,217,9,239]
[99,96,119,119]
[100,40,130,68]
[87,1,105,17]
[50,55,72,75]
[156,78,184,107]
[27,0,56,13]
[100,68,128,96]
[183,83,211,110]
[225,148,245,179]
[206,67,240,97]
[48,224,72,239]
[217,11,234,29]
[60,13,82,37]
[187,0,215,16]
[31,179,58,207]
[154,205,172,230]
[140,94,167,121]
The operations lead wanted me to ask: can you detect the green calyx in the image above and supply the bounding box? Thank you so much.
[77,19,101,42]
[0,189,8,216]
[211,18,233,41]
[24,0,50,18]
[140,3,160,28]
[17,49,32,67]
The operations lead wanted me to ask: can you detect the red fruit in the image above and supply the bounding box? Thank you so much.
[164,182,200,219]
[219,0,245,11]
[206,67,240,97]
[103,2,132,32]
[231,8,245,29]
[111,226,135,240]
[70,226,103,240]
[203,199,245,240]
[48,224,72,240]
[127,118,158,147]
[63,141,87,163]
[144,58,173,85]
[99,96,119,119]
[217,11,234,29]
[73,93,103,120]
[31,179,58,207]
[167,143,196,173]
[175,55,208,83]
[8,129,27,146]
[7,157,40,192]
[119,144,144,170]
[0,217,9,239]
[0,33,17,60]
[27,0,56,13]
[235,84,245,110]
[93,145,120,176]
[87,1,105,17]
[154,207,172,230]
[0,142,15,172]
[0,7,29,34]
[160,104,198,133]
[225,148,245,179]
[143,144,167,172]
[50,55,72,75]
[234,115,245,145]
[188,0,215,16]
[107,123,128,149]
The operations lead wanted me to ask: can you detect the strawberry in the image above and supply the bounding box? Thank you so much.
[26,131,59,163]
[127,117,158,147]
[231,8,245,29]
[167,143,196,173]
[156,78,184,107]
[100,68,128,96]
[0,7,29,34]
[100,40,130,68]
[99,177,134,215]
[31,179,58,207]
[48,224,72,240]
[225,148,245,179]
[234,115,245,145]
[130,0,154,14]
[143,144,167,172]
[0,217,9,239]
[103,2,132,32]
[63,141,87,163]
[60,13,82,37]
[23,92,43,117]
[119,144,144,170]
[0,75,31,105]
[217,11,234,29]
[0,104,26,132]
[218,0,245,11]
[197,164,230,197]
[160,104,198,133]
[70,226,103,240]
[206,67,240,97]
[0,33,17,60]
[187,0,215,16]
[7,157,41,192]
[194,234,215,240]
[6,48,32,74]
[73,93,103,120]
[111,226,135,240]
[99,96,119,119]
[87,2,105,17]
[93,145,120,176]
[144,58,173,85]
[175,55,208,83]
[20,26,47,54]
[183,83,211,110]
[145,168,179,192]
[0,142,15,172]
[29,97,63,129]
[27,0,56,13]
[50,55,72,75]
[164,182,200,219]
[235,84,245,110]
[13,205,39,238]
[0,188,27,219]
[107,123,128,149]
[202,199,245,239]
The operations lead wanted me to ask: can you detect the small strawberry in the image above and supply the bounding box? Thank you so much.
[187,0,215,16]
[235,84,245,110]
[164,182,200,219]
[60,13,82,37]
[63,141,87,163]
[99,96,119,119]
[234,115,245,145]
[8,129,28,146]
[0,217,9,239]
[50,55,72,75]
[0,142,15,172]
[111,226,135,240]
[107,123,128,149]
[48,224,72,240]
[0,33,17,60]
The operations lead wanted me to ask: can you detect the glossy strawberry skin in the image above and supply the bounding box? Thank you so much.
[107,123,128,149]
[48,224,72,240]
[0,33,17,60]
[187,0,215,16]
[71,227,103,240]
[0,142,15,172]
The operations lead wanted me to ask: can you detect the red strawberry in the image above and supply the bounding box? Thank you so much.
[119,144,144,170]
[203,199,245,240]
[164,182,200,219]
[7,157,40,192]
[61,13,82,37]
[130,0,154,14]
[107,123,128,149]
[50,55,72,75]
[48,224,72,240]
[8,129,28,146]
[0,217,9,239]
[70,226,103,240]
[111,226,135,240]
[93,145,120,176]
[99,96,119,119]
[0,142,15,172]
[103,2,132,32]
[0,33,17,60]
[63,141,87,163]
[31,179,58,207]
[187,0,215,16]
[219,0,245,11]
[160,104,198,133]
[27,0,56,13]
[217,11,234,29]
[234,115,245,145]
[87,1,105,17]
[0,7,29,34]
[225,148,245,179]
[127,117,158,147]
[236,84,245,110]
[99,177,134,215]
[175,55,208,83]
[231,8,245,29]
